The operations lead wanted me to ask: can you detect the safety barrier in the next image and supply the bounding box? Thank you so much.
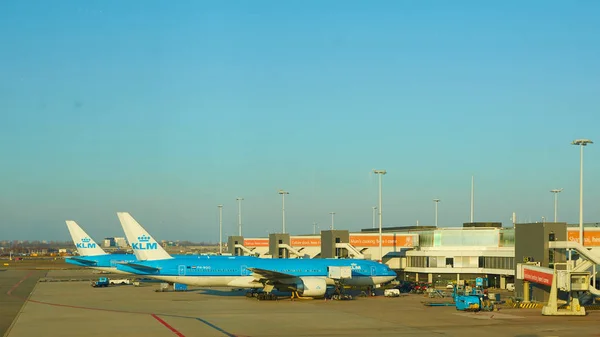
[512,302,544,309]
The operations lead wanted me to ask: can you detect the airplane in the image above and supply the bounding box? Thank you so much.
[65,220,257,274]
[115,212,398,299]
[65,220,137,274]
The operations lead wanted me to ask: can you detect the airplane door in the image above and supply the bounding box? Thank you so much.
[241,265,249,276]
[178,265,186,276]
[371,266,377,276]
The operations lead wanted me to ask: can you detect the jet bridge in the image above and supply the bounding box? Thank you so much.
[268,234,308,258]
[516,262,590,315]
[228,236,259,256]
[334,243,364,259]
[548,241,600,296]
[541,262,589,316]
[514,222,568,302]
[278,244,308,258]
[321,230,364,259]
[235,244,257,256]
[269,233,291,258]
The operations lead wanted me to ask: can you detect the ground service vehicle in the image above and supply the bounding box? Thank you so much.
[452,278,496,312]
[109,278,131,285]
[91,277,109,287]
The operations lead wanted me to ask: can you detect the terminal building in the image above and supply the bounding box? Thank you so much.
[103,237,128,248]
[227,223,600,291]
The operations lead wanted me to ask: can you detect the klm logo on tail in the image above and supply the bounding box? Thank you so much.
[131,235,158,250]
[76,237,97,249]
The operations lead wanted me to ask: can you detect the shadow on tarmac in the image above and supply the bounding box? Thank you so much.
[194,288,293,298]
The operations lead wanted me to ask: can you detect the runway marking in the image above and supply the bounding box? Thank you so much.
[6,273,241,337]
[195,317,236,337]
[6,271,35,295]
[160,314,239,337]
[151,314,186,337]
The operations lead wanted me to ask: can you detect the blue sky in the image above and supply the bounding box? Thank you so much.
[1,1,599,241]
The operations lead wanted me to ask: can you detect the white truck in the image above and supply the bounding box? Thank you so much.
[109,278,131,285]
[384,289,401,297]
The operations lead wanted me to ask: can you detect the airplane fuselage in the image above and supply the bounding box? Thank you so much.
[66,254,259,275]
[117,257,397,289]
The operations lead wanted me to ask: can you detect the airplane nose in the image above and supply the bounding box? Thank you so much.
[384,275,396,283]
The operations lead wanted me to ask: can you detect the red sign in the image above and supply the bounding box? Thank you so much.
[349,235,415,247]
[567,230,600,247]
[243,239,269,247]
[291,238,321,247]
[523,267,553,286]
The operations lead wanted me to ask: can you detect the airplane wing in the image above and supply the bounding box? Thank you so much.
[119,262,160,272]
[248,267,297,283]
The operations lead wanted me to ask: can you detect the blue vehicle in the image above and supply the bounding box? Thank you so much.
[65,220,257,274]
[116,212,398,299]
[452,278,496,312]
[91,277,110,287]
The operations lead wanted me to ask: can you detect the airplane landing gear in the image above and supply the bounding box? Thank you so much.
[329,283,353,300]
[245,289,259,298]
[257,292,278,301]
[246,289,278,301]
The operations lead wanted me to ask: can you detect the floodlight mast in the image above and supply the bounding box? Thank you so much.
[329,212,336,230]
[217,204,223,254]
[372,206,377,229]
[278,190,289,233]
[571,139,593,244]
[236,197,244,236]
[549,189,563,223]
[433,199,440,227]
[373,169,387,263]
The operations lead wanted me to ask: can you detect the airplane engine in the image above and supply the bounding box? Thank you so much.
[296,277,327,297]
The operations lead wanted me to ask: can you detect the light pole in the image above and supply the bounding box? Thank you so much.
[236,197,244,236]
[470,175,474,223]
[329,212,336,230]
[313,222,318,235]
[572,139,593,244]
[217,204,223,254]
[433,199,440,227]
[373,169,387,262]
[550,189,563,223]
[278,190,289,233]
[372,206,377,229]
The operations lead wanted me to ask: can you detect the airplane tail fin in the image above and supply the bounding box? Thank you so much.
[65,220,107,256]
[117,212,173,261]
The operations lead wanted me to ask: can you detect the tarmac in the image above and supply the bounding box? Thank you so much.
[0,269,47,335]
[3,269,600,337]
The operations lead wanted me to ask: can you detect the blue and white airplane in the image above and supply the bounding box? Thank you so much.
[115,212,397,298]
[65,220,137,274]
[65,221,256,274]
